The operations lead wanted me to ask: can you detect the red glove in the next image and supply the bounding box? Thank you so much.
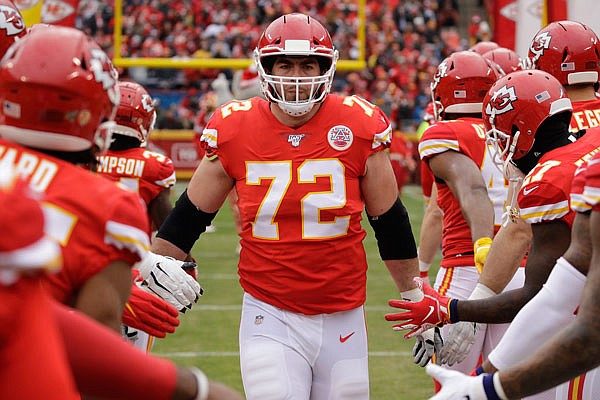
[122,282,180,338]
[385,277,458,339]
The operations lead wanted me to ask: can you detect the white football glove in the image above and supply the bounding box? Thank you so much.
[413,327,444,367]
[438,321,479,366]
[135,252,203,313]
[439,282,495,366]
[427,365,508,400]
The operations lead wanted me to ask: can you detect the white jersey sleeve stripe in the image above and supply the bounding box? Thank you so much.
[519,200,570,224]
[418,139,459,159]
[105,221,150,259]
[582,185,600,207]
[201,128,218,149]
[570,193,592,213]
[154,171,176,188]
[372,124,392,149]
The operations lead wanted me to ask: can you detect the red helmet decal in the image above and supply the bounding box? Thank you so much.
[529,31,552,62]
[0,4,24,37]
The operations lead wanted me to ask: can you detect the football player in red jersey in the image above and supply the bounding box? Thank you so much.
[0,26,200,336]
[0,177,241,400]
[426,152,600,400]
[0,178,79,399]
[528,20,600,134]
[152,13,421,399]
[414,51,528,373]
[387,70,600,399]
[97,81,175,232]
[96,80,190,351]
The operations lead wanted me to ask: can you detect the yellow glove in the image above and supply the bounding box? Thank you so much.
[474,237,493,274]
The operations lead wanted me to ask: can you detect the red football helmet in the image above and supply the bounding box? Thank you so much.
[483,70,572,175]
[0,26,119,152]
[469,41,500,55]
[0,0,25,59]
[482,47,522,77]
[528,20,600,86]
[430,51,498,120]
[113,81,156,143]
[254,13,339,116]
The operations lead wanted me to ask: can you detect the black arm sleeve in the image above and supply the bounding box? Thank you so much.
[367,198,418,260]
[155,190,218,254]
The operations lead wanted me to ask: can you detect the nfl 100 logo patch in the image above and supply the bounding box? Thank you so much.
[327,125,353,151]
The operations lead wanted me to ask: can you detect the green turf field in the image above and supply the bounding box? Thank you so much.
[153,183,440,399]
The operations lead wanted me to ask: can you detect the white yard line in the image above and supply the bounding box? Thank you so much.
[156,351,411,358]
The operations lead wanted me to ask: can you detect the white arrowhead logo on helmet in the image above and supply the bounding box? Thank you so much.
[486,84,517,116]
[529,31,552,63]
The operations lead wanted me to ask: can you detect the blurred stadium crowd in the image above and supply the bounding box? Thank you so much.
[76,0,468,132]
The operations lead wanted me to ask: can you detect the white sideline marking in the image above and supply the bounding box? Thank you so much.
[156,351,411,358]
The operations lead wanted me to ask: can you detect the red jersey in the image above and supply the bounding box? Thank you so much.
[201,95,391,314]
[420,160,435,205]
[0,139,151,304]
[418,118,507,268]
[569,98,600,133]
[518,128,600,228]
[97,147,175,206]
[574,151,600,212]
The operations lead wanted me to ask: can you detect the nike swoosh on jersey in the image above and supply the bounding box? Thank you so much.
[522,186,539,195]
[339,332,355,343]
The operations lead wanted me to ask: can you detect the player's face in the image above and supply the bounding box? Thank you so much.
[271,56,321,101]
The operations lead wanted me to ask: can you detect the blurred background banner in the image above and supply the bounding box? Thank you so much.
[42,0,79,26]
[13,0,43,26]
[14,0,79,27]
[491,0,598,57]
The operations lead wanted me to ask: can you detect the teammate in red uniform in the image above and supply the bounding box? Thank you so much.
[0,26,200,335]
[387,70,600,399]
[415,51,527,372]
[426,152,600,400]
[97,80,176,231]
[0,178,79,399]
[153,13,421,399]
[0,177,241,400]
[527,20,600,134]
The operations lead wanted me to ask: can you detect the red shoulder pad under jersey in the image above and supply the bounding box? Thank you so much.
[569,98,600,134]
[418,118,487,163]
[97,147,175,206]
[582,153,600,212]
[0,140,151,303]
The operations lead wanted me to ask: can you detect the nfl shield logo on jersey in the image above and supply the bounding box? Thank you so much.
[255,315,264,325]
[288,133,305,147]
[327,125,353,151]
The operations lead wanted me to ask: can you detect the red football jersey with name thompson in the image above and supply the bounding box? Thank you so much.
[97,147,176,206]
